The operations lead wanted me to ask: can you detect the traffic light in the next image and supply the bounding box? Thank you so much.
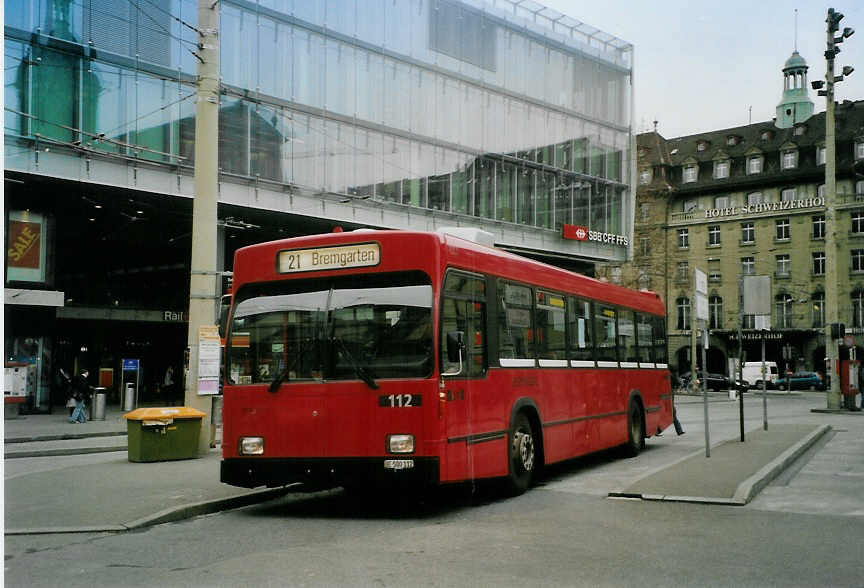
[828,8,844,33]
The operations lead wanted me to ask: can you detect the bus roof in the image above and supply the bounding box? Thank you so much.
[232,230,664,316]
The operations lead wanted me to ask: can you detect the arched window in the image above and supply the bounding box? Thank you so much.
[775,293,793,329]
[709,295,723,329]
[852,290,864,329]
[812,292,825,328]
[676,297,690,330]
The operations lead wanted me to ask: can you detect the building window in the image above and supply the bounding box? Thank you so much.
[741,222,755,244]
[742,257,755,275]
[781,188,796,202]
[818,184,826,198]
[856,141,864,160]
[775,294,793,328]
[748,156,763,174]
[714,160,729,179]
[709,295,723,329]
[697,142,707,152]
[684,199,698,213]
[747,192,763,206]
[727,136,738,146]
[715,196,730,208]
[853,291,864,328]
[639,168,652,185]
[857,180,864,199]
[812,251,825,276]
[813,215,826,239]
[677,297,691,330]
[775,218,790,240]
[677,261,689,282]
[708,225,721,246]
[852,249,864,273]
[640,237,651,257]
[742,314,756,329]
[683,165,698,183]
[709,271,722,283]
[776,254,790,277]
[817,146,826,165]
[812,292,825,328]
[853,211,864,234]
[678,228,689,249]
[782,150,798,170]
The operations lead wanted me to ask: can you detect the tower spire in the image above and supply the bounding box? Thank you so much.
[794,8,798,51]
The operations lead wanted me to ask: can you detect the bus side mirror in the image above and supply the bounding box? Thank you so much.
[447,331,466,363]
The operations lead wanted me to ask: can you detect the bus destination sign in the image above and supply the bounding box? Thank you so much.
[277,243,380,274]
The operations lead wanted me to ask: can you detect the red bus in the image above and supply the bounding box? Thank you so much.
[221,229,672,495]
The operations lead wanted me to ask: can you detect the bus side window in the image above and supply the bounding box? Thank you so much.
[536,290,566,360]
[497,280,534,361]
[441,271,487,377]
[567,297,594,362]
[618,309,637,363]
[635,313,655,364]
[594,304,618,363]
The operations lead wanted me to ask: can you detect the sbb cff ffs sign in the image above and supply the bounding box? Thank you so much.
[562,224,629,246]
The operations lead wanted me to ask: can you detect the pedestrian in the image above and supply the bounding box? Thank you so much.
[68,370,91,424]
[673,406,685,435]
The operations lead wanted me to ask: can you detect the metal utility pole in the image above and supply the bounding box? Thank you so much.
[184,0,220,454]
[813,8,855,410]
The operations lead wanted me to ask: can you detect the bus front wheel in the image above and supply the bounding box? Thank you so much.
[623,403,644,458]
[506,412,536,495]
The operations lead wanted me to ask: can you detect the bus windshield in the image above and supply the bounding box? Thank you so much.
[227,271,433,385]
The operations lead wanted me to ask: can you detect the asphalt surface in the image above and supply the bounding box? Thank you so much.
[3,394,860,535]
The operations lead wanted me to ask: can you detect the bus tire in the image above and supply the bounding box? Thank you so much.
[623,402,644,458]
[506,412,536,495]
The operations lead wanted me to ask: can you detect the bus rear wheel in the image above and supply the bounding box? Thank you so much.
[623,403,644,457]
[506,412,536,495]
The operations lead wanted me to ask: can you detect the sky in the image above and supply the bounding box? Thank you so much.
[542,0,864,139]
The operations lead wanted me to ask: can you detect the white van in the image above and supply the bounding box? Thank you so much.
[741,361,779,388]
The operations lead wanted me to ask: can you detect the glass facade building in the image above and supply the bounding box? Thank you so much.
[5,0,633,413]
[6,0,633,238]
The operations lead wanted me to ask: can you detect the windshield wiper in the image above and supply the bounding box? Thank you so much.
[269,337,315,393]
[332,335,379,390]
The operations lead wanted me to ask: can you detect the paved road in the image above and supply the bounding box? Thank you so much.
[5,391,863,587]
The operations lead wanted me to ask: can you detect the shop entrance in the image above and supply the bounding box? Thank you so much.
[55,318,187,408]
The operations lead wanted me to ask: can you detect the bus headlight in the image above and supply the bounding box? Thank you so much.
[239,436,264,455]
[387,434,415,454]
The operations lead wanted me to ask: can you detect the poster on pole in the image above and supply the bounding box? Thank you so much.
[695,292,709,322]
[197,325,221,395]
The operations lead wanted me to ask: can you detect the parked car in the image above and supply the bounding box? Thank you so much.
[775,371,825,391]
[679,371,730,391]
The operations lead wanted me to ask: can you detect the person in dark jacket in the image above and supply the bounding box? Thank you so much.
[68,370,91,424]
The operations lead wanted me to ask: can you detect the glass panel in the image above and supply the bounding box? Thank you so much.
[355,0,384,47]
[257,15,280,99]
[635,314,654,363]
[325,39,354,118]
[516,168,534,226]
[30,46,78,142]
[553,180,571,231]
[441,272,486,378]
[6,0,35,31]
[567,297,593,361]
[497,281,534,360]
[595,304,618,362]
[250,103,283,182]
[5,41,26,137]
[357,52,383,124]
[293,28,324,108]
[573,184,589,227]
[652,316,667,363]
[618,310,637,362]
[220,4,257,90]
[496,162,514,222]
[83,60,131,155]
[536,290,566,360]
[536,171,554,229]
[475,159,495,219]
[219,98,249,175]
[135,74,179,162]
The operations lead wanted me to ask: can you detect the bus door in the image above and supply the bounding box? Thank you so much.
[439,271,488,482]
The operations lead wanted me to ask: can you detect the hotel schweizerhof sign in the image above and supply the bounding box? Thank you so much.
[704,196,825,219]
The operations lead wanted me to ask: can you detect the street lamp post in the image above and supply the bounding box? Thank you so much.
[813,8,854,410]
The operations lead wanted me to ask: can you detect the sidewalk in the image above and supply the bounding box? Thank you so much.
[4,406,290,535]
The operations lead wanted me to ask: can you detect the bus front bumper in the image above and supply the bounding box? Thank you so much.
[221,456,440,489]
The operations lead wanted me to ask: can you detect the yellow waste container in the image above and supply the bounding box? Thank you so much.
[124,407,206,462]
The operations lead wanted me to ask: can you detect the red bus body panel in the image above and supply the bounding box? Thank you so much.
[222,230,672,488]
